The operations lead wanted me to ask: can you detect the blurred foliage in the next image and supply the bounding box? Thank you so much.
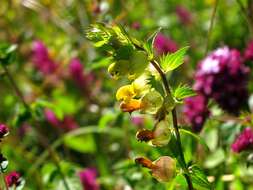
[0,0,253,189]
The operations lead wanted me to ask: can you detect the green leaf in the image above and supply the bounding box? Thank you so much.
[113,45,134,60]
[189,165,212,190]
[160,46,189,73]
[88,57,113,70]
[179,129,209,152]
[33,99,64,120]
[0,43,17,65]
[143,28,161,58]
[173,84,196,103]
[204,148,225,168]
[64,134,96,153]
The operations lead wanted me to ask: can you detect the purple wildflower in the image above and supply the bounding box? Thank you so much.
[62,116,79,131]
[244,40,253,61]
[44,109,60,127]
[183,95,209,132]
[0,124,9,139]
[154,33,178,55]
[194,47,249,115]
[78,168,99,190]
[32,40,58,75]
[175,5,192,25]
[44,109,78,131]
[231,127,253,153]
[69,58,94,90]
[6,172,21,187]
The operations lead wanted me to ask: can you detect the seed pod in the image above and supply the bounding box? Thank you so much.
[136,120,171,147]
[151,156,176,182]
[151,121,171,147]
[135,156,176,182]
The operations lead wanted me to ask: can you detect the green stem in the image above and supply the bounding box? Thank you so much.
[205,0,219,56]
[0,166,8,190]
[150,60,194,190]
[236,0,253,35]
[0,64,70,190]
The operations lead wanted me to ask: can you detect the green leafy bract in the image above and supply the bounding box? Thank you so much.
[189,165,212,190]
[140,89,163,114]
[160,46,189,73]
[173,84,196,103]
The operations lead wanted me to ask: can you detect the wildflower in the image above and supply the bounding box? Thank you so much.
[194,47,249,115]
[44,109,60,127]
[31,40,58,75]
[0,124,9,139]
[62,116,79,131]
[231,127,253,153]
[44,109,78,131]
[154,33,178,55]
[6,171,21,187]
[78,168,99,190]
[175,5,192,25]
[244,40,253,61]
[69,58,94,89]
[135,156,176,182]
[183,95,209,132]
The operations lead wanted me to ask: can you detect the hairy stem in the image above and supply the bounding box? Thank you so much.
[150,60,194,190]
[0,64,70,190]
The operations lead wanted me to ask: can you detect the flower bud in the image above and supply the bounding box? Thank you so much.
[135,156,176,182]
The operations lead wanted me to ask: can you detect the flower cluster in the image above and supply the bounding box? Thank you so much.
[231,127,253,153]
[154,33,178,55]
[194,46,249,115]
[6,171,21,187]
[44,109,79,131]
[183,95,209,132]
[0,124,9,139]
[78,168,99,190]
[175,5,192,25]
[244,40,253,61]
[32,40,58,75]
[69,58,94,93]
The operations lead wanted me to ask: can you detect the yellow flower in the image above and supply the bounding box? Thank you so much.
[116,85,136,102]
